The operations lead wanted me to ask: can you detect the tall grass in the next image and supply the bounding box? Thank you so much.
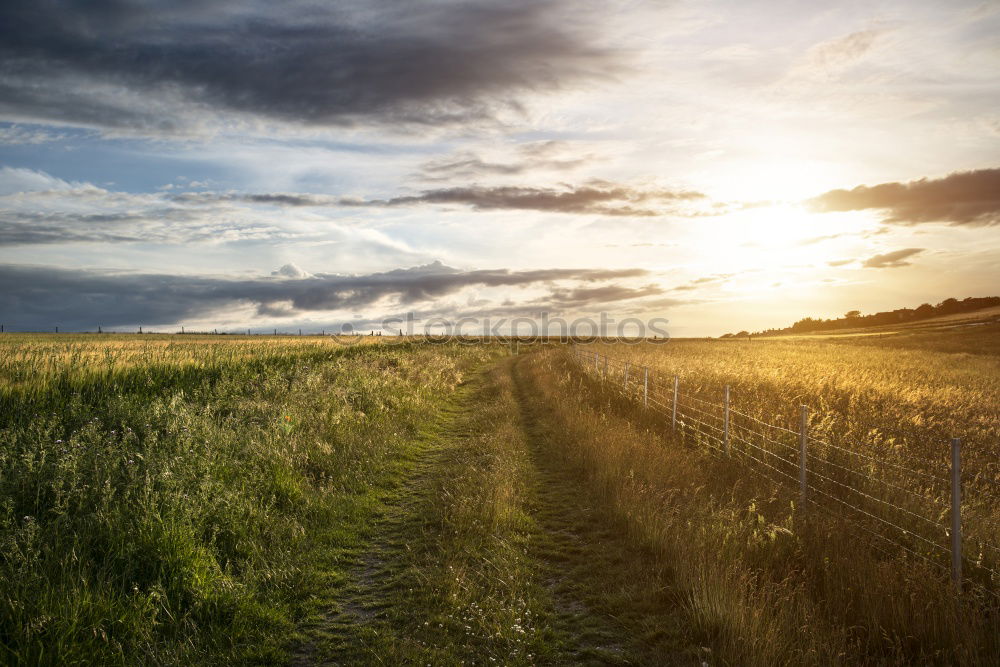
[584,337,1000,586]
[0,335,496,664]
[515,347,999,664]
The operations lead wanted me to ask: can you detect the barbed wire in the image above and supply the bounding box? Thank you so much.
[567,346,998,598]
[729,406,800,436]
[804,449,948,509]
[806,434,948,483]
[803,459,949,532]
[728,420,800,455]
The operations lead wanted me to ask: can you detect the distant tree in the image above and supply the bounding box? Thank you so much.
[844,310,861,319]
[736,330,749,337]
[914,303,935,318]
[720,333,734,338]
[936,297,960,314]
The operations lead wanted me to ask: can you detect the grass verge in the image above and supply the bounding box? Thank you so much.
[513,349,998,665]
[0,340,496,664]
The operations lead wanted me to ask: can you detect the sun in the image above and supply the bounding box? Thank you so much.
[679,201,878,294]
[738,203,819,248]
[698,203,830,265]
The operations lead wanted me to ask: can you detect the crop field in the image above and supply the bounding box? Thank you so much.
[582,329,1000,550]
[0,330,997,665]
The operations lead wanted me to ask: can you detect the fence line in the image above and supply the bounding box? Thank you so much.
[568,346,998,599]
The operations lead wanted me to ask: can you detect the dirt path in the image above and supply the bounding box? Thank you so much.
[289,380,478,665]
[291,355,695,665]
[509,356,696,665]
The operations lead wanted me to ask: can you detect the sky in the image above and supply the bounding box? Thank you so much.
[0,0,998,336]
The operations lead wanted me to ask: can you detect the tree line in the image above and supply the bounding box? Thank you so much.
[721,296,1000,338]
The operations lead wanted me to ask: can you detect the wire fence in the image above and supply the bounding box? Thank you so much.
[568,346,999,600]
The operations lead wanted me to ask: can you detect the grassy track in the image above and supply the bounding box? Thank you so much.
[295,357,699,665]
[510,359,697,665]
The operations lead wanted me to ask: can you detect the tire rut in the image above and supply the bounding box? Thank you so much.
[509,355,696,666]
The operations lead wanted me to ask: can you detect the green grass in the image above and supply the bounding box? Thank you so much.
[0,337,498,664]
[296,357,699,665]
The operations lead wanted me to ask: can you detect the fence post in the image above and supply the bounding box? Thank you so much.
[951,437,962,592]
[603,355,608,380]
[643,367,649,408]
[724,385,731,457]
[799,406,808,503]
[594,352,599,373]
[671,375,678,432]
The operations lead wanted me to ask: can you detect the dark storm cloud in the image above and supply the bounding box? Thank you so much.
[175,182,706,216]
[809,168,1000,226]
[861,248,925,269]
[0,0,616,131]
[0,261,649,330]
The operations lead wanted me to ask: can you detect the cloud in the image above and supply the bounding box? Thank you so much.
[0,173,707,250]
[0,1,617,133]
[797,29,884,78]
[271,263,313,279]
[861,248,925,268]
[0,261,650,330]
[379,183,705,216]
[798,233,843,246]
[670,273,736,291]
[0,208,297,246]
[418,141,594,180]
[539,283,665,308]
[0,166,80,195]
[808,168,1000,226]
[176,182,706,216]
[0,124,67,145]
